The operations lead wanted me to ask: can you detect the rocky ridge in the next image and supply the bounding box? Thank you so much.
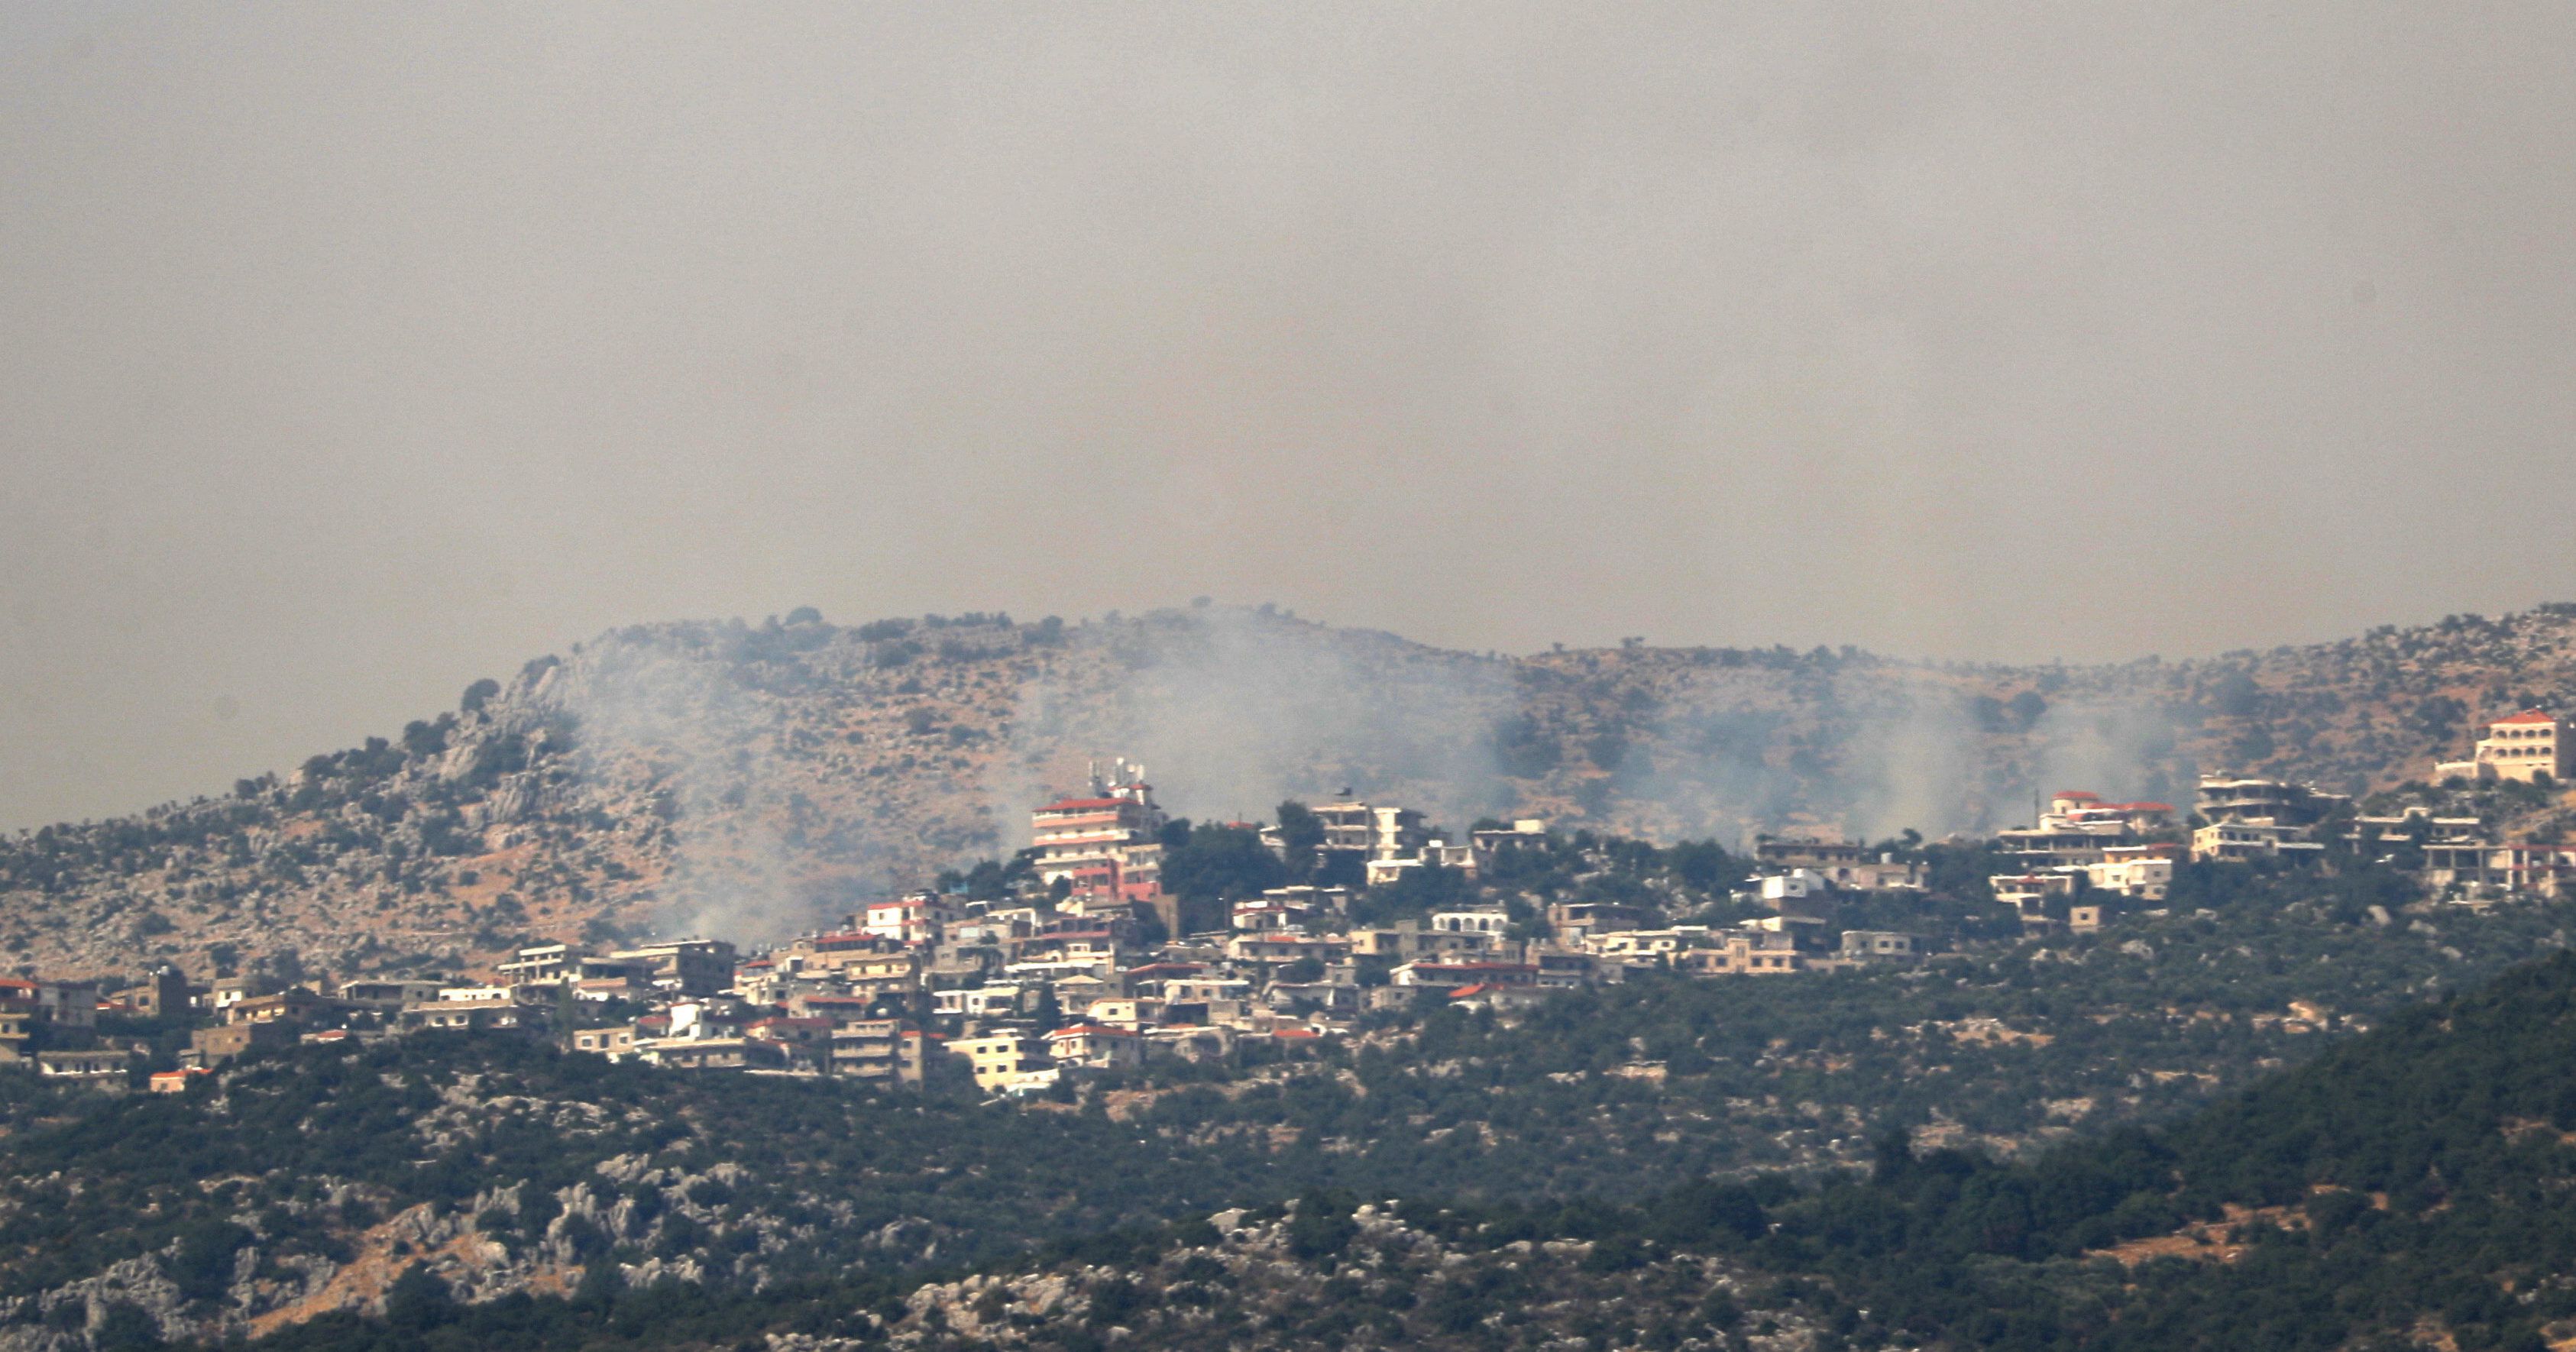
[6,603,2576,978]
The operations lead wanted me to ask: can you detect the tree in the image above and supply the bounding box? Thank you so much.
[461,678,502,714]
[1274,801,1325,878]
[1161,824,1288,904]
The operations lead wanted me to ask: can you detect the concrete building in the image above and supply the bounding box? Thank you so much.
[1673,930,1803,975]
[1838,930,1917,963]
[2086,846,2176,901]
[607,940,737,998]
[2465,710,2568,784]
[2195,777,2346,827]
[1030,761,1171,925]
[945,1031,1049,1092]
[2191,820,2328,863]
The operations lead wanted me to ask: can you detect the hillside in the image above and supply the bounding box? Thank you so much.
[3,856,2571,1350]
[7,603,2576,977]
[0,861,2566,1349]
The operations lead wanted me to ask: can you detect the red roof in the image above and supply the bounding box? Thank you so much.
[1270,1027,1322,1040]
[1448,983,1495,998]
[1048,1024,1138,1039]
[2496,709,2558,725]
[1037,797,1125,812]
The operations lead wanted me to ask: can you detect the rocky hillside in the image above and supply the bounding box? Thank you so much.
[7,603,2576,978]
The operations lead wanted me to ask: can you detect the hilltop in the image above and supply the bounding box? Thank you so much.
[7,602,2576,977]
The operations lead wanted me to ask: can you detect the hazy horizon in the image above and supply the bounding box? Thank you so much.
[7,5,2574,831]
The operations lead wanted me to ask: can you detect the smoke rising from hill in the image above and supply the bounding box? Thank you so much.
[989,609,1519,843]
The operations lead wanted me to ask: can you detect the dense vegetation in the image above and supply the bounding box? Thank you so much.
[143,927,2576,1350]
[5,849,2573,1347]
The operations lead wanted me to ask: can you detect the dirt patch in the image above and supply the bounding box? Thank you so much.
[2086,1203,2309,1267]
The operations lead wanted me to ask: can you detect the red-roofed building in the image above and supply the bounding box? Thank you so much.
[2470,710,2567,784]
[1031,759,1173,928]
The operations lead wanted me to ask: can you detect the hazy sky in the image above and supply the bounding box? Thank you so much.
[5,5,2574,831]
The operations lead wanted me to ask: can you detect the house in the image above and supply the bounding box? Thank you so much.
[746,1016,833,1059]
[2440,710,2569,784]
[1162,977,1253,1005]
[637,1037,785,1071]
[1468,819,1549,868]
[570,1026,639,1059]
[829,1021,926,1085]
[1364,839,1477,887]
[858,895,963,947]
[1673,930,1802,975]
[1752,872,1837,922]
[32,981,96,1030]
[1296,801,1428,864]
[1347,923,1496,962]
[1838,930,1917,963]
[1992,871,2080,922]
[1430,910,1511,937]
[944,1032,1049,1092]
[397,1001,547,1033]
[1046,1024,1144,1071]
[2191,820,2328,863]
[189,1020,296,1065]
[605,940,737,998]
[932,986,1027,1020]
[2086,846,2177,900]
[1083,997,1163,1029]
[1225,933,1348,967]
[1389,960,1538,988]
[130,967,199,1018]
[149,1068,212,1095]
[336,979,445,1008]
[1144,1026,1232,1061]
[1542,901,1652,947]
[1445,982,1549,1012]
[1591,928,1714,959]
[1756,836,1865,869]
[229,988,332,1027]
[0,1001,31,1065]
[2424,842,2576,898]
[497,943,575,987]
[37,1048,131,1086]
[2195,777,2346,827]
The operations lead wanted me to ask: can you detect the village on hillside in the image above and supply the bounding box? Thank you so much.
[5,709,2572,1097]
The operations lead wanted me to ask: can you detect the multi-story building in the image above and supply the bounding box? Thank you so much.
[2191,820,2329,862]
[2086,845,2177,900]
[607,940,738,998]
[2445,710,2569,784]
[857,896,961,947]
[1304,801,1428,863]
[1673,930,1803,975]
[2195,777,2346,827]
[497,943,574,987]
[828,1020,925,1085]
[1030,761,1170,923]
[944,1031,1048,1092]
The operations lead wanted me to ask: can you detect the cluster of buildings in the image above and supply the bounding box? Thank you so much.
[27,717,2567,1096]
[31,770,1941,1096]
[1984,707,2576,917]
